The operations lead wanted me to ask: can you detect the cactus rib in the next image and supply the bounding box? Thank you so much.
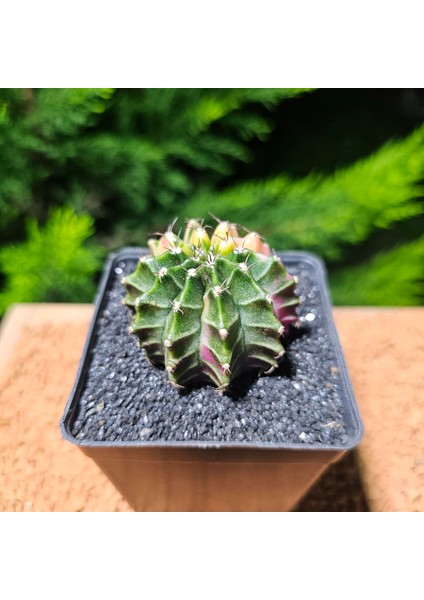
[123,218,300,390]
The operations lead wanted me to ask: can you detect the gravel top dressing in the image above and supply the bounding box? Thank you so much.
[70,254,351,447]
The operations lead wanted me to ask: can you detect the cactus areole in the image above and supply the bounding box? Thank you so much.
[122,219,300,391]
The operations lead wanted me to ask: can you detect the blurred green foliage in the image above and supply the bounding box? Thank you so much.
[0,88,423,313]
[0,207,102,312]
[182,125,424,258]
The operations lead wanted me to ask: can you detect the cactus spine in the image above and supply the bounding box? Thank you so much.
[123,219,299,390]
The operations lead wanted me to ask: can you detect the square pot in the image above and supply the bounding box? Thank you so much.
[61,248,363,511]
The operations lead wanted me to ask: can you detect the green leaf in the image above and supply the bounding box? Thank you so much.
[186,88,313,133]
[0,206,102,314]
[182,124,424,259]
[29,88,115,138]
[330,236,424,305]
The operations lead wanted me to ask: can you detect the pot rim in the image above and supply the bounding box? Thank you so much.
[60,248,364,454]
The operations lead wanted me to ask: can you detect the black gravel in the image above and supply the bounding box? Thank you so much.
[70,255,351,446]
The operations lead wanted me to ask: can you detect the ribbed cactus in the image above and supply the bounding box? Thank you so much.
[123,219,299,390]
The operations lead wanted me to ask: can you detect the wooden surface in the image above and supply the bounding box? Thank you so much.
[0,304,423,512]
[334,307,424,512]
[0,304,130,512]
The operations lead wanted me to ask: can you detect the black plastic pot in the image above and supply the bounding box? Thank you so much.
[61,248,363,511]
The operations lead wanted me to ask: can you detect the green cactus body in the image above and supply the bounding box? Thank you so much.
[123,220,299,390]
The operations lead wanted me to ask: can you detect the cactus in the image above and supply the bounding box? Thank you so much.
[123,219,300,390]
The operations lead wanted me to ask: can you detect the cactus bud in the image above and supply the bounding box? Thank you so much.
[242,232,272,256]
[210,221,239,251]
